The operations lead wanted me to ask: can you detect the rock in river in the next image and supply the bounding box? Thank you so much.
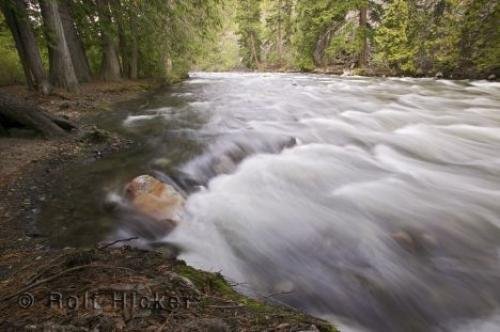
[124,174,185,223]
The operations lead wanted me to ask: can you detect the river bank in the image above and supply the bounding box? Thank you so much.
[218,66,498,81]
[0,80,337,331]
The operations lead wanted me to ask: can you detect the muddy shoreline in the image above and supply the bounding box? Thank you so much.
[0,81,336,331]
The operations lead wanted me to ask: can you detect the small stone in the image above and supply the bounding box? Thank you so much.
[488,74,496,81]
[152,158,171,169]
[212,155,236,175]
[435,72,444,79]
[35,256,42,260]
[391,231,415,251]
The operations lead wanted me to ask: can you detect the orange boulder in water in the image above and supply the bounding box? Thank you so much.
[124,175,185,223]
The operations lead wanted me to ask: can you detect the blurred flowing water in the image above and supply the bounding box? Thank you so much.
[42,72,500,331]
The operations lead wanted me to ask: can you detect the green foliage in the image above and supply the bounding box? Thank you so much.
[293,0,367,70]
[293,0,339,71]
[262,0,294,68]
[422,0,463,74]
[58,0,223,80]
[374,0,499,77]
[192,0,240,71]
[228,0,499,77]
[0,14,24,85]
[2,0,498,86]
[374,0,415,74]
[235,0,263,69]
[107,0,223,79]
[326,21,359,64]
[461,0,500,75]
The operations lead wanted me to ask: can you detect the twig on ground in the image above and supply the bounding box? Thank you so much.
[24,252,72,285]
[2,264,135,302]
[98,237,139,250]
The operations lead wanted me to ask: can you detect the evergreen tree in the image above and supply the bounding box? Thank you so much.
[235,0,262,69]
[263,0,293,67]
[460,0,500,77]
[374,0,415,74]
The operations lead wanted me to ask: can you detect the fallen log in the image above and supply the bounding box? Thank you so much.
[0,90,76,139]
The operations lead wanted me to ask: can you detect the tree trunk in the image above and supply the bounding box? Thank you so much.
[118,26,128,77]
[250,32,261,69]
[130,34,139,79]
[277,0,283,66]
[39,0,79,92]
[1,1,34,89]
[128,1,139,79]
[58,0,92,82]
[96,0,122,81]
[0,91,76,139]
[0,0,51,94]
[358,6,369,68]
[112,0,129,77]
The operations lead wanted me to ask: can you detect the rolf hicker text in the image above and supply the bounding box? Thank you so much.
[18,291,199,312]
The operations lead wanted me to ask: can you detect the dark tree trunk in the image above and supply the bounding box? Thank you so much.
[0,0,51,94]
[1,2,34,89]
[118,26,129,77]
[128,1,139,79]
[96,0,121,81]
[112,0,129,77]
[58,0,92,82]
[130,34,138,79]
[249,32,261,69]
[39,0,79,92]
[0,91,76,138]
[358,6,369,68]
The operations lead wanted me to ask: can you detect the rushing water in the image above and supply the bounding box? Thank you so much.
[42,72,500,331]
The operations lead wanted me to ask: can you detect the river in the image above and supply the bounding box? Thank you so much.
[40,72,500,331]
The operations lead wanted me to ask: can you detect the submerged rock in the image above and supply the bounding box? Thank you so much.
[212,154,237,175]
[124,174,185,223]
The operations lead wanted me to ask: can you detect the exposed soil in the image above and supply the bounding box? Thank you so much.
[0,80,155,251]
[0,81,337,331]
[0,80,154,185]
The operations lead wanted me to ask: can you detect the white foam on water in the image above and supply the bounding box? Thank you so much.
[123,114,159,126]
